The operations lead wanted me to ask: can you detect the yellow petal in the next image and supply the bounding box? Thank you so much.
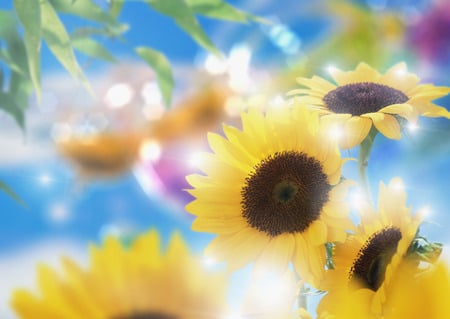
[379,103,418,123]
[255,233,295,273]
[362,112,401,139]
[340,116,372,149]
[307,220,327,245]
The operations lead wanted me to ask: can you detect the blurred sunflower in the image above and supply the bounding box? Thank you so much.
[148,83,231,144]
[57,131,142,180]
[11,230,230,319]
[317,178,424,317]
[288,62,450,148]
[186,104,354,287]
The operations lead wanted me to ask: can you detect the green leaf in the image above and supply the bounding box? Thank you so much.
[49,0,118,26]
[0,13,29,78]
[0,10,18,38]
[135,46,174,107]
[109,0,125,18]
[71,37,117,62]
[40,0,92,93]
[0,91,26,129]
[0,66,4,89]
[14,0,42,101]
[0,49,26,76]
[185,0,266,23]
[146,0,220,56]
[0,180,26,207]
[71,23,129,39]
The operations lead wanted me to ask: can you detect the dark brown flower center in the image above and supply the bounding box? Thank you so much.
[323,82,408,116]
[241,151,331,237]
[349,227,402,291]
[112,313,177,319]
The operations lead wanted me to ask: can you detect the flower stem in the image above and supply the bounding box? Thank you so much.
[358,128,378,203]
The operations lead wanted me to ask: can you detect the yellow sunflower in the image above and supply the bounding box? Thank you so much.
[185,104,354,287]
[317,177,425,318]
[288,62,450,148]
[11,230,230,319]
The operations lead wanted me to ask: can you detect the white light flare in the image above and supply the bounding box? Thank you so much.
[243,270,296,316]
[407,121,419,132]
[228,44,252,92]
[328,124,344,142]
[38,173,53,186]
[390,178,405,191]
[204,53,228,75]
[349,188,368,210]
[326,64,339,76]
[188,151,204,168]
[141,81,162,105]
[269,95,285,108]
[202,256,216,268]
[419,205,432,220]
[139,139,162,163]
[47,202,71,224]
[104,83,135,109]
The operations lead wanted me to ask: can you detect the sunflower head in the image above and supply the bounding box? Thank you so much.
[11,230,230,319]
[288,62,450,148]
[318,177,425,316]
[186,104,354,287]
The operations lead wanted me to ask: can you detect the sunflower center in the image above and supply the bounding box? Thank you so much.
[112,313,177,319]
[241,151,331,237]
[350,227,402,291]
[323,82,408,116]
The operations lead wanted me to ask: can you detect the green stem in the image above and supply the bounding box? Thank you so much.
[358,128,378,203]
[298,283,309,311]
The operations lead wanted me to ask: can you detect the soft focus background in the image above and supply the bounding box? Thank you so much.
[1,0,450,317]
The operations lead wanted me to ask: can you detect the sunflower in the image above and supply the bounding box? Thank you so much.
[185,104,354,287]
[11,230,230,319]
[288,62,450,149]
[317,177,425,318]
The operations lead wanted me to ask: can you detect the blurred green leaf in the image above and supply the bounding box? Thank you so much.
[0,67,4,89]
[0,180,26,207]
[14,0,42,101]
[71,23,129,40]
[0,12,29,78]
[49,0,118,26]
[0,91,26,129]
[0,10,18,38]
[146,0,220,56]
[109,0,125,18]
[135,46,174,107]
[72,37,117,62]
[0,50,26,76]
[41,0,92,93]
[186,0,267,23]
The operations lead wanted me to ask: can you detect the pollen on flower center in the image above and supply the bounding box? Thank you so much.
[323,82,409,116]
[350,227,402,291]
[241,151,331,237]
[112,313,177,319]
